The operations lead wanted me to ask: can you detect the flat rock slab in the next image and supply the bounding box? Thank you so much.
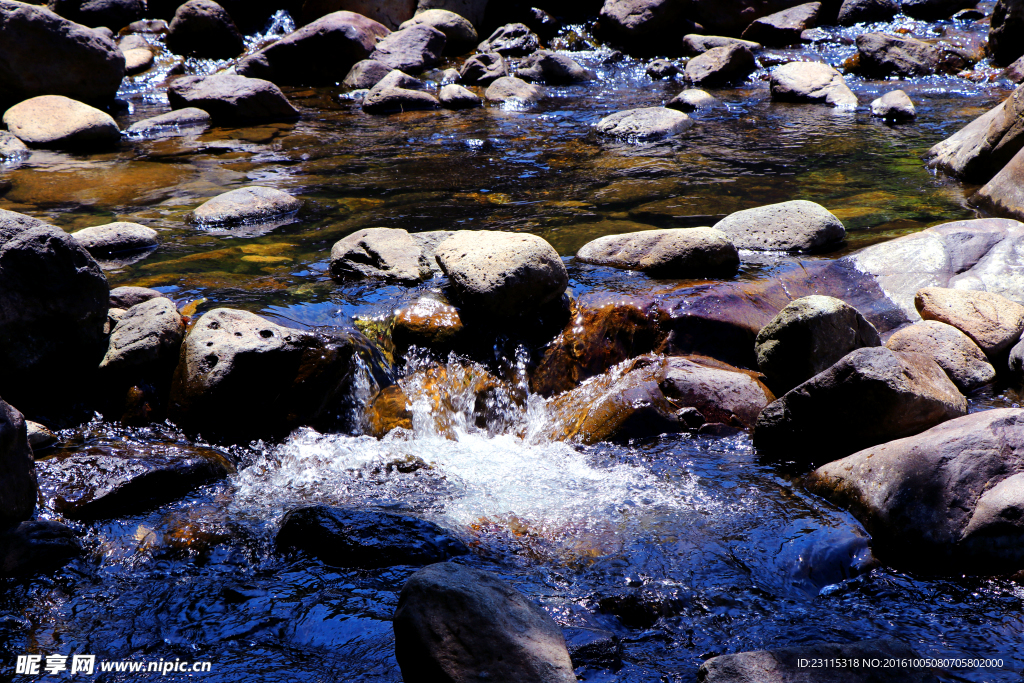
[276,505,468,568]
[37,441,232,522]
[71,222,158,256]
[576,226,739,277]
[330,227,433,283]
[189,186,302,226]
[3,95,120,148]
[713,199,846,251]
[915,286,1024,356]
[168,73,299,124]
[886,320,995,392]
[596,107,692,139]
[770,61,857,108]
[124,107,210,137]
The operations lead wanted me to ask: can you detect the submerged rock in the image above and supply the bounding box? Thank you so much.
[517,50,594,84]
[3,95,120,148]
[576,227,739,278]
[167,72,299,124]
[459,52,508,85]
[189,186,302,226]
[484,76,545,104]
[754,346,967,463]
[165,0,243,59]
[885,320,995,392]
[713,199,845,251]
[330,227,433,283]
[595,107,693,139]
[741,2,822,46]
[370,25,446,73]
[0,399,36,527]
[855,32,940,77]
[0,521,81,577]
[683,44,756,85]
[393,563,576,683]
[806,409,1024,575]
[476,22,539,57]
[399,9,476,55]
[276,505,468,568]
[915,286,1024,358]
[755,295,881,395]
[770,61,857,108]
[870,89,916,120]
[124,108,211,137]
[71,222,158,257]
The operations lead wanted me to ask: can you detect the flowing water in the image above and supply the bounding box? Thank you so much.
[3,9,1024,683]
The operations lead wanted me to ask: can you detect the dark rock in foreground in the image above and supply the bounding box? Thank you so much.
[988,0,1024,67]
[393,562,576,683]
[49,0,144,29]
[165,0,244,60]
[276,505,468,568]
[0,399,37,527]
[974,144,1024,222]
[0,521,81,577]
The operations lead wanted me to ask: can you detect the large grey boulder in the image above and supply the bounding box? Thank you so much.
[484,76,545,104]
[477,22,539,57]
[925,83,1024,182]
[0,209,108,409]
[915,286,1024,358]
[237,11,390,86]
[973,145,1024,222]
[741,2,821,46]
[989,0,1024,66]
[393,563,576,683]
[189,186,302,226]
[434,231,567,313]
[167,73,299,124]
[753,346,968,462]
[806,409,1024,574]
[0,0,125,105]
[48,0,144,29]
[99,297,184,379]
[683,44,756,86]
[330,227,433,284]
[3,95,119,148]
[595,107,692,139]
[517,50,594,85]
[168,308,361,441]
[0,399,37,527]
[165,0,243,59]
[399,8,476,54]
[576,227,739,278]
[370,24,445,73]
[713,199,845,251]
[459,52,507,85]
[885,320,995,392]
[755,295,881,395]
[71,222,158,257]
[770,61,857,108]
[362,69,439,113]
[298,0,414,29]
[855,33,940,77]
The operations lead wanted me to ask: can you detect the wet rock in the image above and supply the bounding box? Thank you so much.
[124,107,211,137]
[576,227,739,278]
[276,505,468,568]
[237,11,390,86]
[399,8,476,54]
[713,199,846,252]
[108,286,167,309]
[682,34,761,55]
[299,0,415,30]
[646,59,677,79]
[438,83,481,109]
[122,46,153,74]
[0,521,81,577]
[0,0,125,105]
[838,0,899,24]
[435,231,567,313]
[989,0,1024,66]
[915,286,1024,358]
[974,145,1024,222]
[517,50,594,84]
[393,562,576,683]
[390,298,464,349]
[37,441,232,521]
[0,130,29,158]
[459,52,508,85]
[855,32,940,77]
[363,69,440,113]
[0,399,36,526]
[563,627,622,671]
[165,0,243,59]
[755,295,881,395]
[598,587,689,628]
[1003,55,1024,84]
[925,83,1024,182]
[598,0,689,52]
[871,89,916,120]
[699,639,939,682]
[71,222,158,257]
[741,2,822,46]
[168,72,299,124]
[903,0,976,18]
[769,61,857,108]
[547,354,773,444]
[440,67,460,83]
[330,227,433,283]
[117,34,149,51]
[754,346,967,463]
[0,209,108,410]
[596,107,692,139]
[49,0,143,29]
[667,89,717,111]
[370,25,445,73]
[806,409,1024,574]
[684,43,756,85]
[99,297,184,381]
[484,76,545,104]
[886,320,995,392]
[26,421,57,451]
[477,22,539,57]
[342,59,392,89]
[367,384,413,435]
[3,95,119,148]
[189,186,302,226]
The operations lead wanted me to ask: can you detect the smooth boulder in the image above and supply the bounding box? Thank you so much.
[683,44,756,85]
[109,285,167,309]
[362,69,439,113]
[741,2,822,46]
[915,286,1024,357]
[517,50,594,85]
[71,222,158,257]
[189,186,302,226]
[666,89,717,111]
[434,231,567,313]
[755,295,881,395]
[369,24,445,73]
[595,107,692,139]
[276,505,468,568]
[0,399,37,527]
[3,95,119,148]
[399,8,475,54]
[770,61,857,108]
[476,22,539,57]
[871,89,916,120]
[855,32,939,77]
[165,0,244,59]
[885,320,995,392]
[330,227,433,283]
[754,347,967,462]
[438,83,481,109]
[576,227,739,278]
[713,199,845,251]
[342,59,392,89]
[484,76,545,104]
[167,73,299,124]
[393,563,576,683]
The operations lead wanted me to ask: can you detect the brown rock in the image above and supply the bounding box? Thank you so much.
[854,32,940,77]
[3,95,119,148]
[165,0,244,59]
[885,320,996,392]
[914,286,1024,357]
[683,43,756,85]
[973,144,1024,222]
[390,298,464,349]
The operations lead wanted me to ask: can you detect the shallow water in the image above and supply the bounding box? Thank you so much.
[3,9,1024,683]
